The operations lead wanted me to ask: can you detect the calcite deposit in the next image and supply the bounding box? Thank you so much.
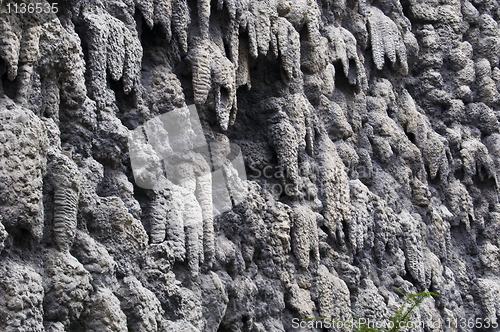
[1,0,500,331]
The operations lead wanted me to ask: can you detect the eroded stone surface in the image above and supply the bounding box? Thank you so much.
[1,0,500,330]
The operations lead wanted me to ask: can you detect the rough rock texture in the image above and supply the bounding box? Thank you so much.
[1,0,500,331]
[0,261,45,332]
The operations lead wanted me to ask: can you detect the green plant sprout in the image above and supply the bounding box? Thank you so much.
[381,287,439,332]
[305,288,438,332]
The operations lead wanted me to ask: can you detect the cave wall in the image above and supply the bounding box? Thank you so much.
[1,0,500,331]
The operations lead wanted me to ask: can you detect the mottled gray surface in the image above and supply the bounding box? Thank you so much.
[1,0,500,331]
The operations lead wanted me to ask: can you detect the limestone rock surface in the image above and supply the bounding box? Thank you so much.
[1,0,500,331]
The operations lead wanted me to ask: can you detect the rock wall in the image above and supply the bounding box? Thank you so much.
[1,0,500,331]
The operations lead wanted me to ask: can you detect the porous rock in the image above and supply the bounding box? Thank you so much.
[1,0,500,330]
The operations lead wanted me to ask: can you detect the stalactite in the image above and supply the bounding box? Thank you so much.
[399,89,451,182]
[137,0,194,51]
[123,26,143,95]
[460,136,497,185]
[136,0,155,28]
[285,0,321,44]
[172,0,190,53]
[149,192,168,244]
[283,93,314,154]
[349,180,373,254]
[166,188,187,260]
[48,152,82,252]
[183,191,204,279]
[444,179,475,228]
[225,18,240,64]
[82,10,108,107]
[154,0,173,41]
[290,204,319,269]
[190,39,212,106]
[475,58,500,106]
[199,0,211,39]
[82,9,142,106]
[401,211,426,286]
[16,26,41,105]
[236,38,251,88]
[131,107,215,277]
[249,0,275,56]
[106,22,125,82]
[276,17,302,80]
[367,6,408,74]
[222,0,242,20]
[128,127,164,190]
[315,132,351,245]
[0,10,44,105]
[325,25,367,89]
[35,18,98,159]
[196,169,215,264]
[269,112,300,195]
[341,27,366,88]
[0,11,22,81]
[53,187,80,252]
[189,38,236,130]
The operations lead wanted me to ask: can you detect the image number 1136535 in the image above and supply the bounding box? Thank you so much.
[0,0,59,16]
[4,1,58,14]
[1,0,60,29]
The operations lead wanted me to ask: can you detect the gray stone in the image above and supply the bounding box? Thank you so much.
[0,0,500,330]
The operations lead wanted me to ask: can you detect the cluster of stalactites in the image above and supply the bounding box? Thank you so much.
[181,0,415,129]
[0,0,415,131]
